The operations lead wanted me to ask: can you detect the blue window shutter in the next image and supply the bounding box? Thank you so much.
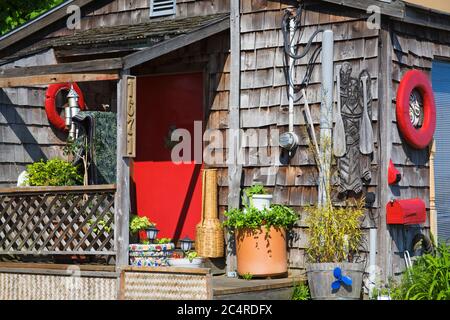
[432,60,450,243]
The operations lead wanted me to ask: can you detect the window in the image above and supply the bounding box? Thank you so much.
[432,60,450,243]
[150,0,176,17]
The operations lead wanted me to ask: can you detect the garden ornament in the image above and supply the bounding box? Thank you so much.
[331,267,352,290]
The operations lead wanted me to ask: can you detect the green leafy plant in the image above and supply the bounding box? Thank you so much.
[305,198,365,263]
[223,205,298,231]
[292,282,311,300]
[26,159,83,186]
[0,0,64,35]
[242,184,268,206]
[241,273,253,281]
[244,184,267,197]
[129,215,156,234]
[186,251,198,262]
[88,217,112,234]
[389,243,450,300]
[155,238,172,244]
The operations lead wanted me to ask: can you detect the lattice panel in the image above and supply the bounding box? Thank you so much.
[0,187,116,255]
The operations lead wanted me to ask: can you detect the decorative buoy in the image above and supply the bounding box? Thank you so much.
[45,83,86,131]
[396,70,436,149]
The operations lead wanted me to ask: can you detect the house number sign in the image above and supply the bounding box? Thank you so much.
[126,76,137,157]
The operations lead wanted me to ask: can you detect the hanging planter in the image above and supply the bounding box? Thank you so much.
[396,70,436,149]
[45,83,86,131]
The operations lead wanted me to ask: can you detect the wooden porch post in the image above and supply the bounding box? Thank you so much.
[226,0,242,275]
[378,20,394,282]
[115,70,132,271]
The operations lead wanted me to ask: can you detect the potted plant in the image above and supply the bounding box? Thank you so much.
[167,251,204,268]
[223,204,298,277]
[242,184,273,210]
[128,224,175,267]
[305,198,366,300]
[129,215,157,243]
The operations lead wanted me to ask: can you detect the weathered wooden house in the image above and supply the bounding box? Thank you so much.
[0,0,449,299]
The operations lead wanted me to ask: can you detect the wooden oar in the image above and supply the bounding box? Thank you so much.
[359,75,373,155]
[302,89,321,164]
[333,66,346,158]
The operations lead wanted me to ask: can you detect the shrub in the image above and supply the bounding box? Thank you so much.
[223,205,298,231]
[292,282,311,300]
[26,159,83,186]
[390,243,450,300]
[305,198,365,263]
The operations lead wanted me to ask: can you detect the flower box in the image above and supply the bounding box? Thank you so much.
[128,243,175,267]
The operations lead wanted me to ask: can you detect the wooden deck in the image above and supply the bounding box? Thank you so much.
[0,262,306,300]
[212,275,306,300]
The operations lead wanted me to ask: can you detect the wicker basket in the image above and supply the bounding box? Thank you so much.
[195,169,224,258]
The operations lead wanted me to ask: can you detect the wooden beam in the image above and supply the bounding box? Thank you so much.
[123,16,230,70]
[226,0,241,276]
[393,3,450,32]
[429,140,437,244]
[0,0,98,52]
[0,58,123,78]
[114,71,131,272]
[55,46,140,59]
[121,266,211,275]
[320,0,405,18]
[378,20,394,282]
[0,262,115,272]
[0,184,116,195]
[0,72,119,88]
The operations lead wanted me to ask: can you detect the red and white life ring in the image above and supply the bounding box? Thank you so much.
[396,70,436,149]
[45,83,86,131]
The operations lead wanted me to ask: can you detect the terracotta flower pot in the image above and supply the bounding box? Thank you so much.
[235,226,288,277]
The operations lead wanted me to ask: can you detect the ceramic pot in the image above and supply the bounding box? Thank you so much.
[251,194,273,210]
[167,258,204,268]
[235,226,287,277]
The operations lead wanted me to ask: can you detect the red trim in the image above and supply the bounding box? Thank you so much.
[396,70,436,149]
[45,83,86,131]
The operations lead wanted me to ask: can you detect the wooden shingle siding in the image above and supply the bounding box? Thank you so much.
[0,52,117,188]
[387,21,450,276]
[238,2,380,272]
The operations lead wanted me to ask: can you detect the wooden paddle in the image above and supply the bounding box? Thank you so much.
[333,66,346,158]
[302,89,321,164]
[359,75,374,155]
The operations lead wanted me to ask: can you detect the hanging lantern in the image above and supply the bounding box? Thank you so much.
[66,85,81,138]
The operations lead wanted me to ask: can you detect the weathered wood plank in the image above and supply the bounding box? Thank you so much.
[0,72,119,88]
[378,21,393,282]
[0,58,123,78]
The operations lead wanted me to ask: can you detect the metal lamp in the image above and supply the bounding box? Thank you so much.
[66,85,81,139]
[179,237,194,252]
[145,227,159,243]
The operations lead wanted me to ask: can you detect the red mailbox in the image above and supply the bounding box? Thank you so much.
[386,198,426,225]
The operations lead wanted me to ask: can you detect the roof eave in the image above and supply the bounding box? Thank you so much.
[0,0,100,52]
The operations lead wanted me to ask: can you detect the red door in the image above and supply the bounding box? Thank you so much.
[132,73,203,241]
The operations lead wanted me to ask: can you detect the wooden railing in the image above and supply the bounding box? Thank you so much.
[0,185,116,256]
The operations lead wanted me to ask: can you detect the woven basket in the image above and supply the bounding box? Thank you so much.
[195,169,224,258]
